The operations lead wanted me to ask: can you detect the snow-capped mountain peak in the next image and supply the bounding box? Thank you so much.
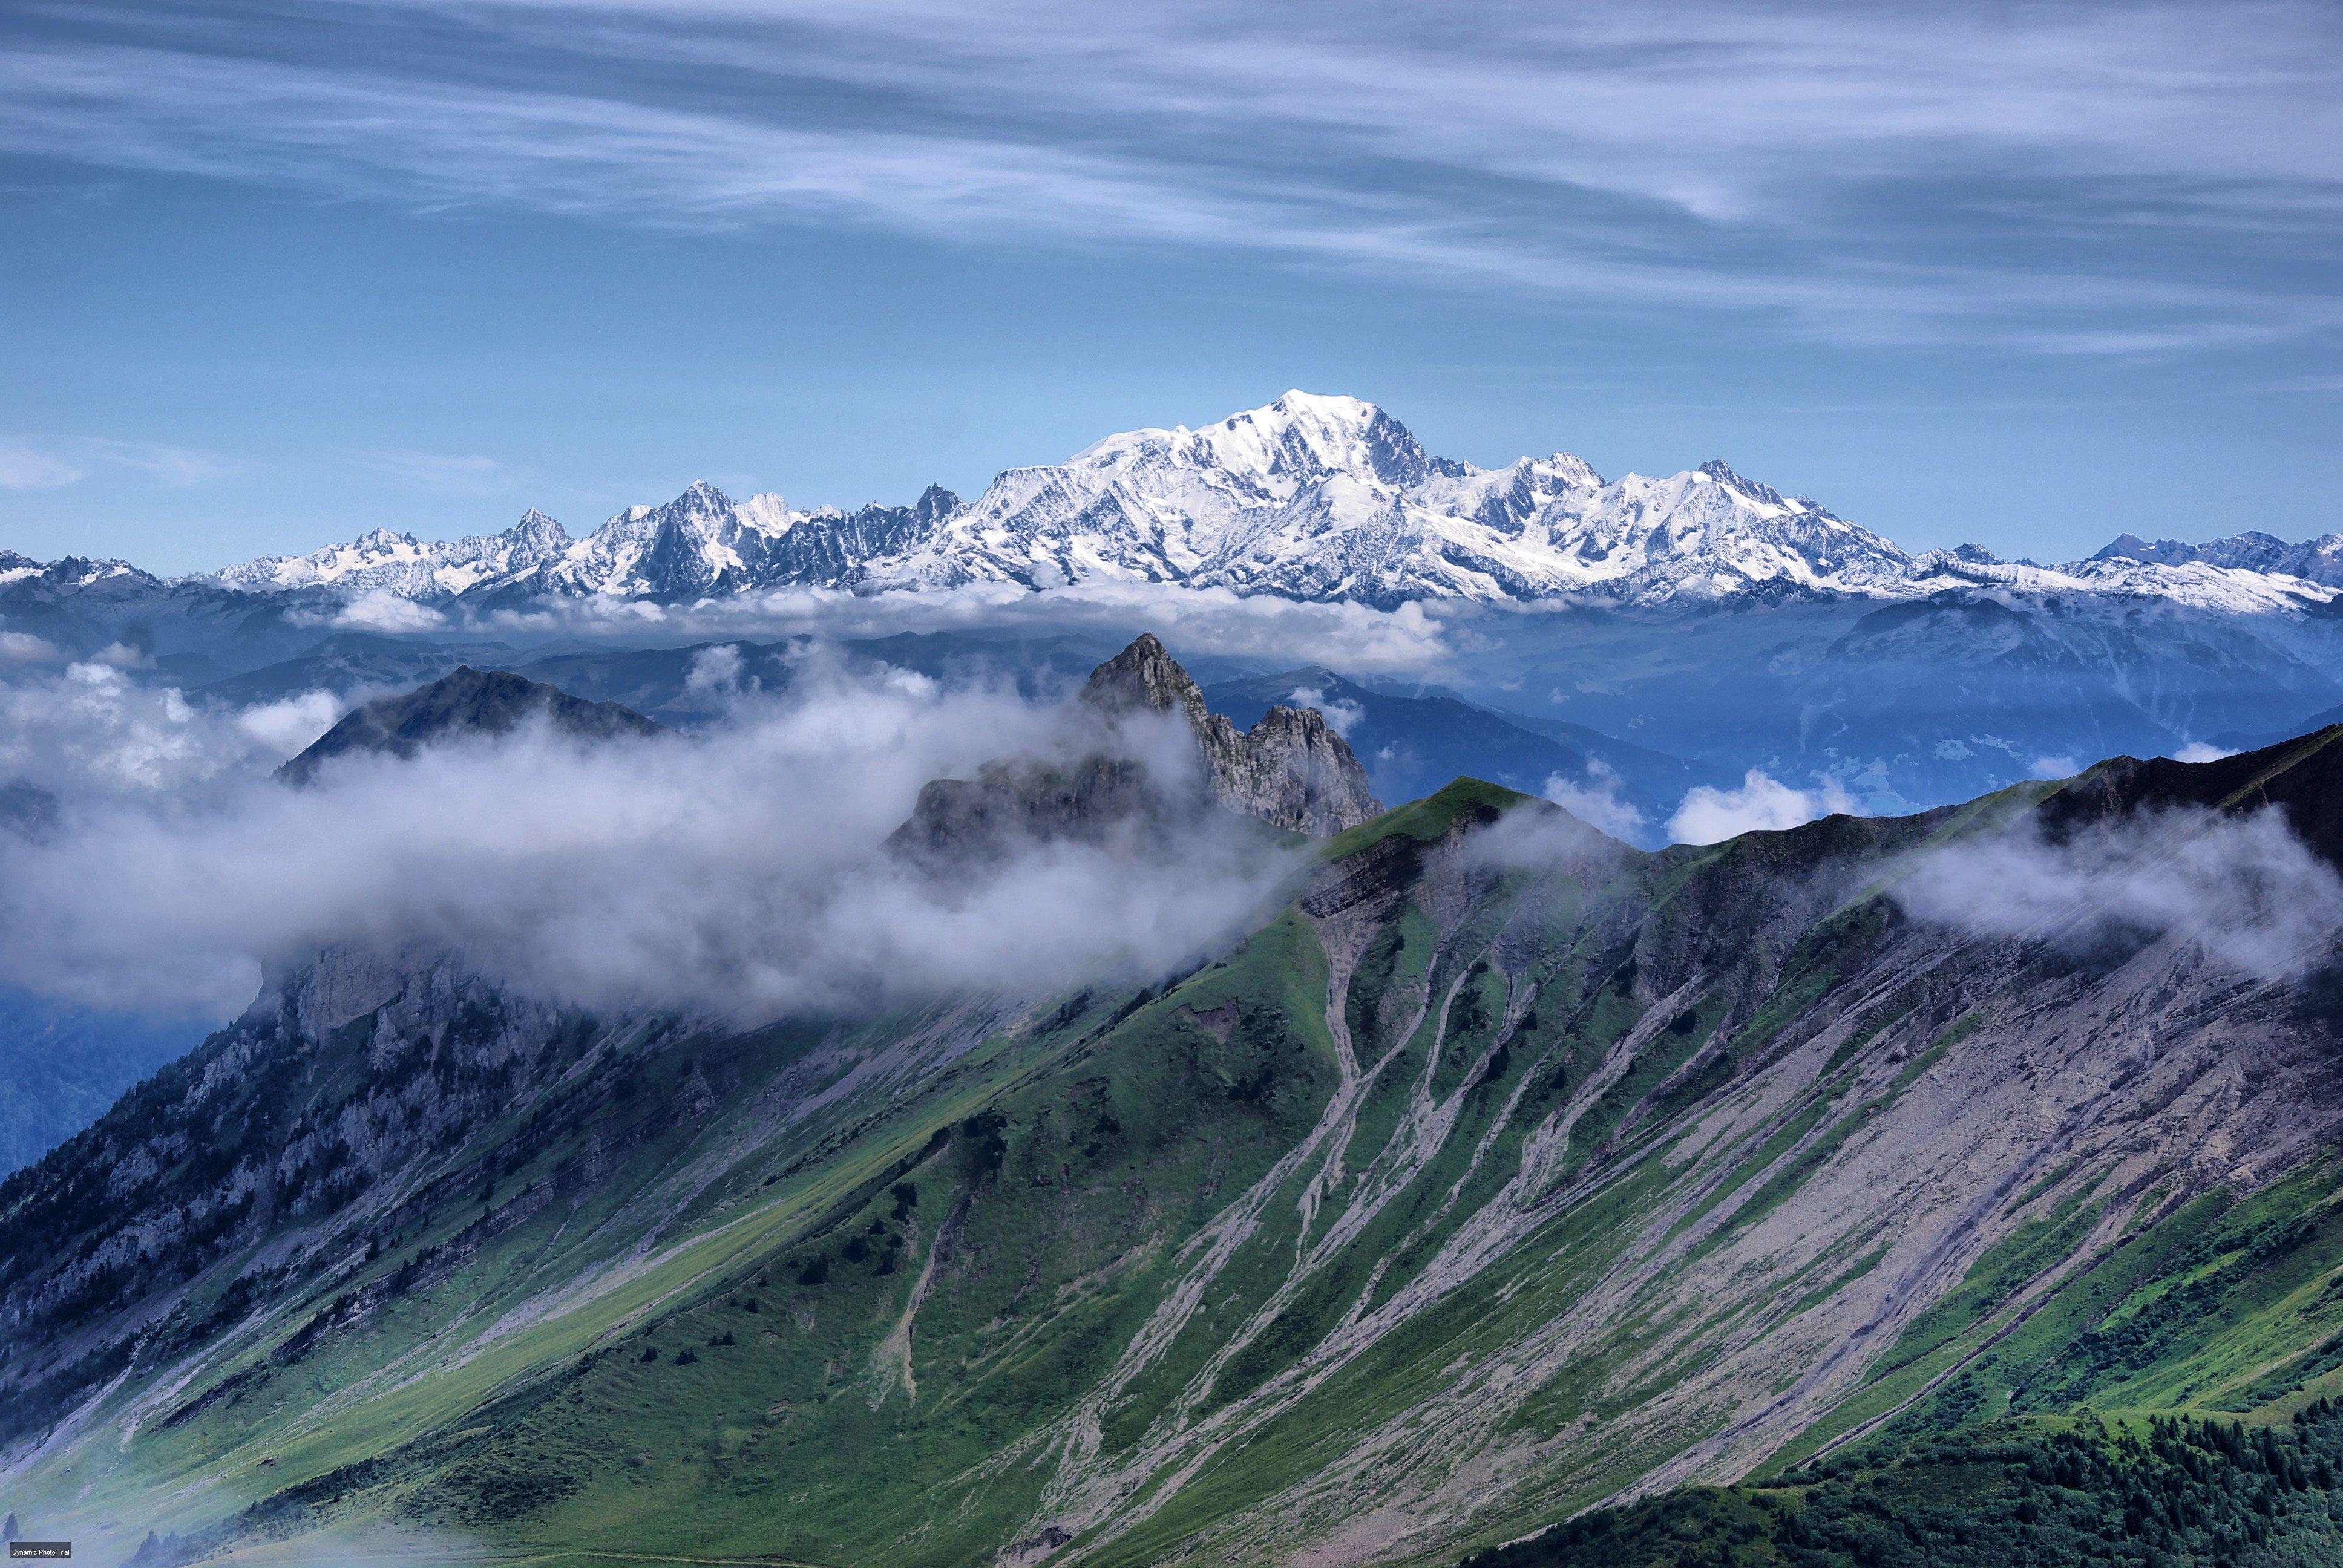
[169,394,2343,616]
[512,482,795,601]
[212,508,578,599]
[2092,529,2343,588]
[1071,390,1455,497]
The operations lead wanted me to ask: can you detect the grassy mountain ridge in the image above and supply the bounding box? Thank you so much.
[6,733,2343,1566]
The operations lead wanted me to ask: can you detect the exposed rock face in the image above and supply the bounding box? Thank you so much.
[1080,633,1381,835]
[891,634,1381,863]
[1199,702,1382,837]
[1078,632,1219,725]
[278,666,670,784]
[886,756,1172,867]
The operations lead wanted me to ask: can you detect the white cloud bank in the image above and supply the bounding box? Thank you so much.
[466,581,1457,675]
[1286,685,1364,737]
[1898,807,2343,982]
[1541,759,1646,841]
[0,661,334,800]
[1668,770,1860,846]
[0,657,1302,1022]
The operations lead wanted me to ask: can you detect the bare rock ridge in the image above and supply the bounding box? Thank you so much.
[278,665,671,785]
[891,635,1381,861]
[1081,633,1382,834]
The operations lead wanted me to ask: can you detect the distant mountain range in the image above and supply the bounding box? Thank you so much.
[10,393,2340,616]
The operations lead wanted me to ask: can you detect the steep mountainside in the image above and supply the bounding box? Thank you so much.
[7,701,2343,1566]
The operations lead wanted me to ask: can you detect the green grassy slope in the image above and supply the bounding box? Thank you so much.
[8,739,2343,1568]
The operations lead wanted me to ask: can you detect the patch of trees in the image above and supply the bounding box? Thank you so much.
[1460,1402,2343,1568]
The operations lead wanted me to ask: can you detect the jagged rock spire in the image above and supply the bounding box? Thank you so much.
[896,635,1379,864]
[1081,632,1211,725]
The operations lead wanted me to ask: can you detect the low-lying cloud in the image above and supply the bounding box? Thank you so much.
[1541,759,1647,841]
[456,581,1457,676]
[1668,769,1860,846]
[1464,795,1634,876]
[0,660,334,802]
[1897,806,2343,982]
[1286,684,1363,736]
[0,656,1303,1023]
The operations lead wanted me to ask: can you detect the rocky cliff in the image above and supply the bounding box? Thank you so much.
[892,634,1380,863]
[1081,633,1383,835]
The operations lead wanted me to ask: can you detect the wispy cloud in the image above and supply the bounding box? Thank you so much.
[0,440,85,491]
[349,449,523,495]
[0,434,241,491]
[0,2,2336,350]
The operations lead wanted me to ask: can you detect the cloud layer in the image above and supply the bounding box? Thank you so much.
[1668,769,1859,845]
[1898,806,2343,982]
[0,656,1302,1021]
[1,1,2334,349]
[432,580,1460,676]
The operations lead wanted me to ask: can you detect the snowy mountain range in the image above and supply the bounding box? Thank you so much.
[24,393,2343,615]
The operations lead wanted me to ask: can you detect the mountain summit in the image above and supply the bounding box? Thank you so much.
[278,666,670,784]
[1082,633,1383,835]
[133,393,2343,615]
[890,634,1381,863]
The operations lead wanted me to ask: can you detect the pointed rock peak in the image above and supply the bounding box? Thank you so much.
[1216,702,1383,835]
[508,508,569,543]
[2093,532,2155,562]
[353,527,416,550]
[670,479,734,512]
[1081,633,1208,723]
[913,483,962,522]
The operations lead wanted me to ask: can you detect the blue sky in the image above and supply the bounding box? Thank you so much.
[1,0,2338,575]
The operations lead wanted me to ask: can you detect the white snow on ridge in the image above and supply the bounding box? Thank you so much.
[154,391,2343,615]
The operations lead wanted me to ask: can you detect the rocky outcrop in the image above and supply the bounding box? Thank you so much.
[278,667,670,784]
[886,755,1173,867]
[1080,633,1381,835]
[1198,702,1382,837]
[892,635,1380,864]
